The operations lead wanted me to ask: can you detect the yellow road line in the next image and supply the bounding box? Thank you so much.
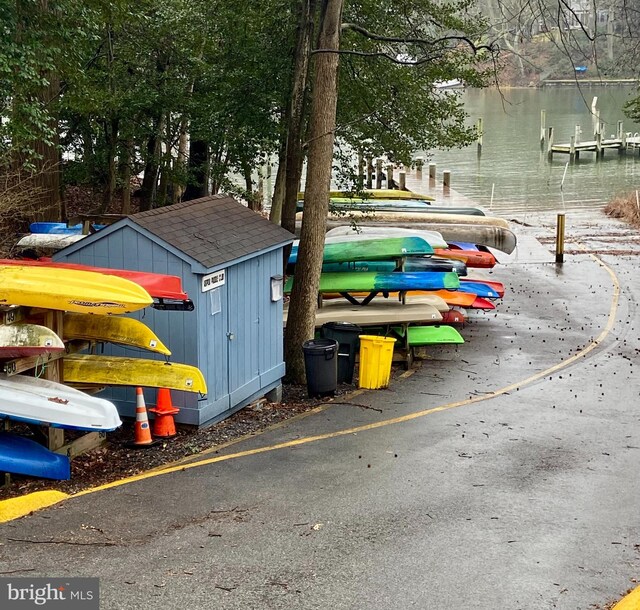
[612,585,640,610]
[0,257,620,521]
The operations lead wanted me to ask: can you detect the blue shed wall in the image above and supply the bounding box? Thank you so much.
[54,225,287,427]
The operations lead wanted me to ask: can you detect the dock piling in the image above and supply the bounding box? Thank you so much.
[547,127,554,161]
[540,110,546,147]
[428,163,436,182]
[477,117,483,155]
[443,170,451,193]
[555,212,565,264]
[399,171,406,190]
[375,159,383,189]
[415,156,424,173]
[366,157,373,188]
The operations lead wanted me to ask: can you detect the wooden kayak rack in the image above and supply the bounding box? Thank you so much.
[0,305,108,486]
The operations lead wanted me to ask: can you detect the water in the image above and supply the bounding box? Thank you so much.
[415,87,640,217]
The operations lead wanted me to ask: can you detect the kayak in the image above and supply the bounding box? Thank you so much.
[321,256,467,276]
[433,248,496,268]
[285,271,460,294]
[0,373,122,431]
[289,236,434,264]
[299,189,435,201]
[0,258,192,308]
[63,354,207,394]
[63,313,171,356]
[458,281,500,299]
[393,325,465,345]
[324,226,448,249]
[30,222,105,235]
[0,324,64,358]
[16,234,86,251]
[0,265,153,315]
[462,277,505,298]
[0,432,70,480]
[317,210,510,229]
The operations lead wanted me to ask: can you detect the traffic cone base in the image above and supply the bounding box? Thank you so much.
[126,387,162,448]
[149,388,180,438]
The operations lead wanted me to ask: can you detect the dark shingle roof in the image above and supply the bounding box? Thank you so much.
[129,195,294,269]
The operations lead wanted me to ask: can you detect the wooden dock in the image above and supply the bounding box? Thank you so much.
[547,125,640,162]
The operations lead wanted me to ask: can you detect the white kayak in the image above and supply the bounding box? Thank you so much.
[324,226,449,249]
[0,374,122,431]
[16,234,86,251]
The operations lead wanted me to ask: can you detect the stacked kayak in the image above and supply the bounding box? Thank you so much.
[0,259,205,481]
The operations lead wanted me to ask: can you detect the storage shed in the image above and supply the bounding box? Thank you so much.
[54,195,295,427]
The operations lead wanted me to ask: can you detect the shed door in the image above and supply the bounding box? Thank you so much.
[226,260,262,406]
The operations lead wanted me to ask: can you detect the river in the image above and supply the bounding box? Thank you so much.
[413,86,640,217]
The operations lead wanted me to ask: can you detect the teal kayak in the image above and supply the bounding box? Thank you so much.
[285,271,460,294]
[289,236,433,264]
[322,257,467,275]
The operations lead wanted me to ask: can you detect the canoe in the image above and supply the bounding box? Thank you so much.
[0,432,70,480]
[324,226,448,249]
[63,354,207,394]
[63,313,171,356]
[321,256,467,276]
[0,324,64,358]
[0,374,122,431]
[0,265,153,315]
[434,248,496,268]
[323,199,486,216]
[284,300,443,328]
[285,271,460,294]
[0,259,191,306]
[317,210,510,228]
[16,234,86,251]
[324,223,516,254]
[30,222,105,235]
[458,281,500,299]
[393,325,465,345]
[299,189,435,201]
[289,236,434,265]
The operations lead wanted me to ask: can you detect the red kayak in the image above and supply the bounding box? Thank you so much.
[0,259,193,311]
[440,309,465,325]
[469,297,495,310]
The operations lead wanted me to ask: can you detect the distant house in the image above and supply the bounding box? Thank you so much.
[54,195,295,427]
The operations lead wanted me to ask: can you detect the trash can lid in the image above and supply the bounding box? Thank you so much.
[302,338,338,352]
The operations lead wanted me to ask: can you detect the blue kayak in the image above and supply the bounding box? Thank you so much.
[0,432,70,480]
[30,222,105,235]
[458,281,500,299]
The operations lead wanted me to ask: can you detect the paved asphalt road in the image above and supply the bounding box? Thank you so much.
[0,217,639,609]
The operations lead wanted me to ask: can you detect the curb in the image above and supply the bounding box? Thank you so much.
[612,586,640,610]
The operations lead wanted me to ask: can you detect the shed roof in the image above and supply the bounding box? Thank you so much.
[129,195,294,269]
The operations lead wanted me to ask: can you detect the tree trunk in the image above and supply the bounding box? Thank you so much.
[120,139,133,214]
[183,139,209,201]
[281,0,316,238]
[138,114,165,210]
[172,114,190,203]
[269,138,287,224]
[284,0,343,383]
[101,117,119,213]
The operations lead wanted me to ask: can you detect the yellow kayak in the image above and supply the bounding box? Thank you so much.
[0,265,152,315]
[63,355,207,394]
[298,189,435,201]
[63,313,171,356]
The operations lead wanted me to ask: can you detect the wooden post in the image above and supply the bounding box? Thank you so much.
[428,163,436,182]
[443,170,451,192]
[593,109,601,138]
[386,164,395,189]
[540,110,546,147]
[375,159,383,189]
[555,212,565,264]
[366,157,373,188]
[44,310,65,451]
[357,153,365,189]
[569,135,576,163]
[617,120,623,139]
[622,129,627,152]
[476,117,483,155]
[399,171,406,190]
[574,124,581,144]
[414,156,424,173]
[547,126,554,161]
[595,132,602,159]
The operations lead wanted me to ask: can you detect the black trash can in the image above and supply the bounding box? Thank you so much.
[302,339,338,398]
[320,321,363,384]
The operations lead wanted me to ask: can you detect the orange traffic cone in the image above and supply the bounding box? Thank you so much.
[127,387,160,448]
[149,388,180,438]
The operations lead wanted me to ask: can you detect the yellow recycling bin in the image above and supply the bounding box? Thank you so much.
[358,335,397,389]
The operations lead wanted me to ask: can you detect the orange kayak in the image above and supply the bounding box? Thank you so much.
[425,290,477,308]
[434,249,496,268]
